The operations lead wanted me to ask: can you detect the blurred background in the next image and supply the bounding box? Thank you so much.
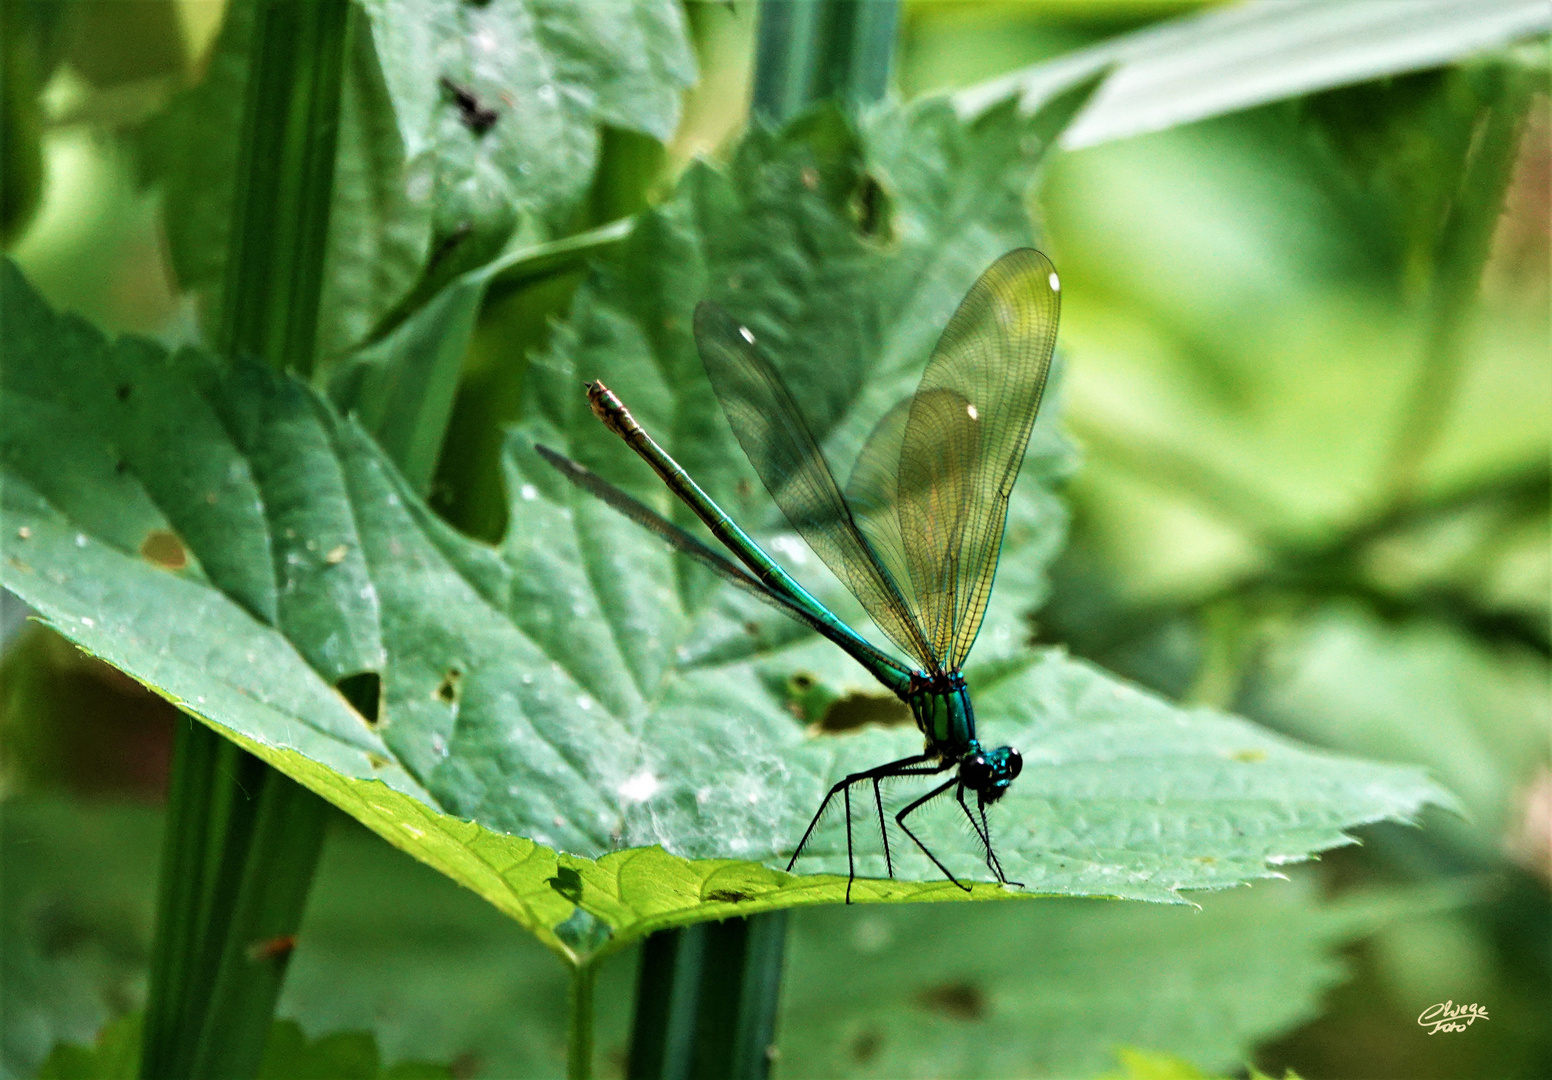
[3,2,1547,1078]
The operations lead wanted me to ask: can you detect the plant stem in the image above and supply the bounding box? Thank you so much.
[1384,63,1533,500]
[141,2,350,1077]
[567,961,600,1080]
[626,914,789,1080]
[751,0,900,124]
[218,0,350,376]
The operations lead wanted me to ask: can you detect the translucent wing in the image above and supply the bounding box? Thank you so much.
[896,248,1060,669]
[693,302,936,667]
[843,390,980,655]
[842,397,915,616]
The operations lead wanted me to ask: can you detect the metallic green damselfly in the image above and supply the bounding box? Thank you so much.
[540,248,1060,899]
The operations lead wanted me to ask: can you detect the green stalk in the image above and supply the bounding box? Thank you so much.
[567,961,600,1080]
[751,0,899,123]
[627,925,708,1080]
[626,915,789,1080]
[620,5,900,1075]
[141,2,350,1077]
[218,0,350,377]
[1384,63,1533,499]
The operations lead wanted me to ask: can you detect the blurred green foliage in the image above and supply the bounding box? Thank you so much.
[2,1,1547,1078]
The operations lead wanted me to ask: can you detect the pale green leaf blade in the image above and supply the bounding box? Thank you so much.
[956,0,1550,149]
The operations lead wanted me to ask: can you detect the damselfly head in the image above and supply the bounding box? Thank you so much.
[960,745,1021,802]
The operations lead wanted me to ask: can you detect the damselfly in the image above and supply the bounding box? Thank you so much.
[539,248,1060,899]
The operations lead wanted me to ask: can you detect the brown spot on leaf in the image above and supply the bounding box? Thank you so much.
[140,529,188,571]
[850,1029,882,1064]
[916,980,986,1021]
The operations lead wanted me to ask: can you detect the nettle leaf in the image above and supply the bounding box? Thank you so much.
[361,0,694,236]
[779,876,1436,1079]
[1,99,1448,961]
[3,798,1446,1080]
[142,0,695,358]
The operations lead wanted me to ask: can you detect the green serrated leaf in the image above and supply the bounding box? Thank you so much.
[1,96,1451,958]
[780,876,1426,1079]
[142,0,695,359]
[4,799,1435,1079]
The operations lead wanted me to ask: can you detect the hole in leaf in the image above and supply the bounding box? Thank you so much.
[816,693,911,734]
[140,529,188,571]
[850,173,893,242]
[435,667,463,705]
[336,672,381,725]
[439,76,499,134]
[916,980,986,1022]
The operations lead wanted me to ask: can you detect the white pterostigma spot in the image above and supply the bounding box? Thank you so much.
[738,326,755,344]
[1048,272,1060,292]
